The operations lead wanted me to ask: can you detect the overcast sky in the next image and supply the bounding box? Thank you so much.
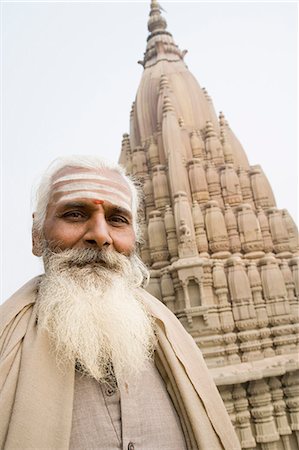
[1,1,297,302]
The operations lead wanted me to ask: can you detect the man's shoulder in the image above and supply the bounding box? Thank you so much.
[0,277,41,334]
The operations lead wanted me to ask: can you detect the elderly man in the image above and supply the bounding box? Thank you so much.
[0,156,240,450]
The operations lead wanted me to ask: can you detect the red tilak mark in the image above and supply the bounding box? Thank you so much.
[92,199,104,205]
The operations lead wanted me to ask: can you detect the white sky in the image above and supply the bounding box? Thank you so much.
[1,1,297,302]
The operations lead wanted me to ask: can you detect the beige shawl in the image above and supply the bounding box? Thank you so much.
[0,277,240,450]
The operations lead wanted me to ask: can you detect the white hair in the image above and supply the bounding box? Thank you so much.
[33,155,141,239]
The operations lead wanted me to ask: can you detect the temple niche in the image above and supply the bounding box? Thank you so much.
[118,1,299,448]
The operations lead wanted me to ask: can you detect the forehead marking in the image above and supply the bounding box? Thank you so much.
[53,182,131,204]
[52,177,131,195]
[53,183,131,205]
[93,199,104,205]
[51,170,133,212]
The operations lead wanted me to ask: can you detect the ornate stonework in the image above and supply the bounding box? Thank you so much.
[118,2,299,448]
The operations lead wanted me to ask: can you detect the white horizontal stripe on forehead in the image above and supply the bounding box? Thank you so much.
[53,173,126,185]
[53,182,131,205]
[57,192,132,212]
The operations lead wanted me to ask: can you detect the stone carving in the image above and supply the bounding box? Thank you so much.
[152,165,170,210]
[232,384,256,449]
[269,377,292,448]
[218,386,237,428]
[147,136,160,168]
[160,268,175,311]
[268,208,292,257]
[248,379,280,448]
[280,260,299,327]
[213,261,239,364]
[206,162,224,208]
[259,255,296,355]
[224,204,242,254]
[237,167,254,207]
[282,209,299,254]
[237,204,264,258]
[257,206,274,253]
[143,175,155,219]
[220,164,243,206]
[282,371,299,447]
[179,219,192,242]
[220,128,234,165]
[205,121,225,166]
[119,133,131,167]
[192,201,209,256]
[148,210,169,268]
[250,165,276,209]
[187,158,210,203]
[164,205,179,262]
[205,200,230,257]
[173,191,197,258]
[139,219,151,266]
[120,133,133,174]
[227,256,262,362]
[190,130,205,159]
[247,262,274,357]
[132,146,148,177]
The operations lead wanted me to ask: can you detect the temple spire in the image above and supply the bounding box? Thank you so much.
[142,0,186,67]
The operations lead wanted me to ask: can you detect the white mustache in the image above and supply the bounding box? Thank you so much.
[42,247,149,287]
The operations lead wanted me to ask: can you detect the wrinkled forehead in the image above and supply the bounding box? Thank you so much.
[49,166,132,211]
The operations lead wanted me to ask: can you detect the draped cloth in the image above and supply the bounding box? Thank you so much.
[0,277,241,450]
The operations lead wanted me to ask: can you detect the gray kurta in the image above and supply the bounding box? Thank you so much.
[70,360,187,450]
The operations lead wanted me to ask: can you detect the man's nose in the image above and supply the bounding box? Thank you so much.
[83,216,113,249]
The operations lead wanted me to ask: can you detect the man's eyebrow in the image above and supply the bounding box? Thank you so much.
[56,201,89,209]
[108,205,132,218]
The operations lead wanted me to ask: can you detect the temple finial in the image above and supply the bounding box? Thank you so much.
[150,0,166,13]
[148,0,167,33]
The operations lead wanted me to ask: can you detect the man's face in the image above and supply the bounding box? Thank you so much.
[41,166,136,255]
[34,165,155,383]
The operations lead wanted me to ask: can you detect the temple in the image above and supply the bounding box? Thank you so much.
[118,2,299,448]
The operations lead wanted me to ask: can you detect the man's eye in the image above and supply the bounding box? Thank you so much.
[109,215,129,224]
[62,211,86,220]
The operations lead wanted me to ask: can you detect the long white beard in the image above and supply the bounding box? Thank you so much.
[36,248,156,384]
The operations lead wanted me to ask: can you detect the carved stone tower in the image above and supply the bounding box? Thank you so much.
[119,2,299,448]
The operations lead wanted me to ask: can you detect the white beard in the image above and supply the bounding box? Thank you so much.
[36,248,156,384]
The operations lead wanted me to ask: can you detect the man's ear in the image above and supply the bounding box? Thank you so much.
[32,213,43,257]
